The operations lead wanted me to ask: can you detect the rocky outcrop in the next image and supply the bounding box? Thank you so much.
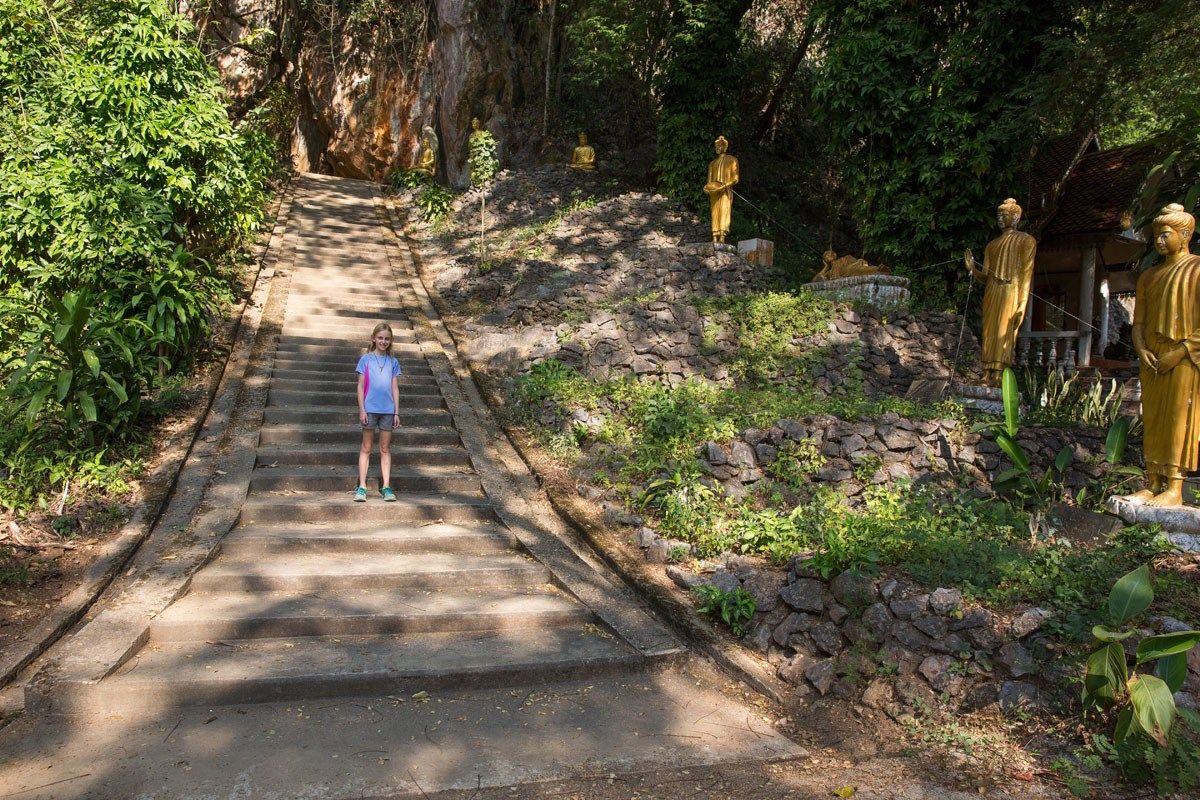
[188,1,552,182]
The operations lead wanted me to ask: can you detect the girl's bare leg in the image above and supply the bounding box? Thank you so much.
[378,428,392,489]
[359,428,374,488]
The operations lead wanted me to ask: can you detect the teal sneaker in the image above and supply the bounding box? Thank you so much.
[380,487,397,502]
[354,486,368,502]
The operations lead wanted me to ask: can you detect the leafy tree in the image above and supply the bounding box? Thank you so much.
[809,0,1076,299]
[654,0,754,210]
[0,0,274,506]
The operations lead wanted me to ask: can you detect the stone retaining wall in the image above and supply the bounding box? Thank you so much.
[695,412,1121,501]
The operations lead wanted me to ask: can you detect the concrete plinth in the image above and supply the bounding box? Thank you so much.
[801,274,910,311]
[737,238,774,267]
[1105,495,1200,553]
[954,382,1003,415]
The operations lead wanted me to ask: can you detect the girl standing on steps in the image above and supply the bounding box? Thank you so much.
[355,322,402,502]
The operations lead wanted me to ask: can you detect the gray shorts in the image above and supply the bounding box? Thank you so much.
[362,412,395,431]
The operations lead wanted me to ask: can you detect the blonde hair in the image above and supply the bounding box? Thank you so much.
[367,322,394,355]
[1154,203,1195,241]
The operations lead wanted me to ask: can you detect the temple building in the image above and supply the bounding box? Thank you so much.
[1018,133,1166,370]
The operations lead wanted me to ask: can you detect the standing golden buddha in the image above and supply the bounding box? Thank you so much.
[569,132,596,171]
[703,136,739,244]
[964,198,1037,386]
[1130,203,1200,507]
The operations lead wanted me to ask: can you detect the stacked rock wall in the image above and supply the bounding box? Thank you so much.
[696,413,1121,501]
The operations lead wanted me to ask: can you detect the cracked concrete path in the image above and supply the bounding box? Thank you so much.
[0,174,803,799]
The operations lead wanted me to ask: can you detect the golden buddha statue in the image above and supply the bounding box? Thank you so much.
[1129,203,1200,507]
[703,135,739,244]
[415,125,438,176]
[964,198,1037,386]
[569,132,596,171]
[814,250,890,281]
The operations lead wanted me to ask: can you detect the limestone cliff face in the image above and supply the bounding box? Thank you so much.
[189,0,550,185]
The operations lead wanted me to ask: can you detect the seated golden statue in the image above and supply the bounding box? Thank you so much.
[569,132,596,171]
[415,126,438,176]
[813,250,890,281]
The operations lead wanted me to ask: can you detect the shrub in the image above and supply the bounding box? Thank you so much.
[694,584,757,636]
[468,128,499,187]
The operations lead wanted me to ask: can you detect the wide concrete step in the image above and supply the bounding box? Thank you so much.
[278,331,420,345]
[238,491,494,524]
[190,550,541,591]
[258,423,458,445]
[272,356,432,374]
[82,626,640,710]
[272,366,438,384]
[150,585,589,642]
[268,388,446,409]
[249,464,481,493]
[270,377,442,395]
[219,521,519,556]
[273,343,427,360]
[263,406,451,425]
[255,444,470,467]
[281,306,411,321]
[87,628,638,710]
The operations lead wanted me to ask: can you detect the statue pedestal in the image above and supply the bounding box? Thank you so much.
[801,275,911,311]
[712,242,737,254]
[954,383,1003,415]
[1105,495,1200,553]
[737,238,774,267]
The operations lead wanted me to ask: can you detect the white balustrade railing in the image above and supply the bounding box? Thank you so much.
[1016,330,1080,374]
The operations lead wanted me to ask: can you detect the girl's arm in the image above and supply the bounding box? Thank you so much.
[391,372,401,426]
[357,372,368,425]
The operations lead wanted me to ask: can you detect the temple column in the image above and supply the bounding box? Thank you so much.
[1078,247,1097,367]
[1099,278,1111,354]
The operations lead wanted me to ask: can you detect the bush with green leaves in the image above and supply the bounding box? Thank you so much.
[694,584,757,636]
[0,0,275,509]
[468,128,499,187]
[1084,565,1200,792]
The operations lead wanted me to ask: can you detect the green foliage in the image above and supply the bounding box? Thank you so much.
[692,291,835,383]
[765,439,825,490]
[809,0,1075,284]
[653,0,753,210]
[972,368,1075,500]
[0,0,275,509]
[390,168,433,190]
[468,128,499,187]
[1083,565,1200,791]
[1019,366,1128,430]
[416,184,454,223]
[694,584,757,635]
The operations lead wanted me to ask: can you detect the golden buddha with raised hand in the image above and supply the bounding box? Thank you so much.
[1130,203,1200,507]
[703,135,739,244]
[569,132,596,171]
[964,198,1036,386]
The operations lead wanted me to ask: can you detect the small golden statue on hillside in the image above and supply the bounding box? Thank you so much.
[964,198,1037,387]
[1128,203,1200,507]
[703,135,739,244]
[569,132,596,171]
[814,250,890,281]
[415,125,438,177]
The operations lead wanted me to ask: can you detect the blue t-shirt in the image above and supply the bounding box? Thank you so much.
[356,353,402,414]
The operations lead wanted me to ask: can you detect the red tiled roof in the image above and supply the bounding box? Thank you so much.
[1041,145,1156,238]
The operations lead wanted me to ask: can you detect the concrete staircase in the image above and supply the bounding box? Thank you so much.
[83,177,646,712]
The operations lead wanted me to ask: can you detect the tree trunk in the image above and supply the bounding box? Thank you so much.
[752,16,817,143]
[542,0,556,138]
